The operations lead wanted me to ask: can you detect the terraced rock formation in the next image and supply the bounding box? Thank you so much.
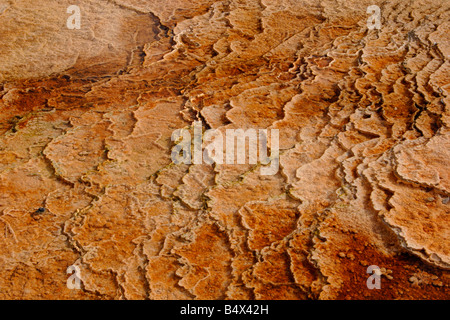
[0,0,448,299]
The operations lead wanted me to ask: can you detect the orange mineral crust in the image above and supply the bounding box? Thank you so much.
[0,0,449,300]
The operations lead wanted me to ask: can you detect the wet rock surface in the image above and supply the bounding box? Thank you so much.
[0,0,449,299]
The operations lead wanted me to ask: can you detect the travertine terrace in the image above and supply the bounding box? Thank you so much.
[0,0,449,299]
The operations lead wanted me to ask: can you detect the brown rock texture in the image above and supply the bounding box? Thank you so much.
[0,0,449,299]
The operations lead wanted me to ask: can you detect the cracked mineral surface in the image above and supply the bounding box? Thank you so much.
[0,0,449,300]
